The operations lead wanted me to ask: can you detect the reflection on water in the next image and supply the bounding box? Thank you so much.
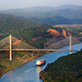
[36,66,41,73]
[0,43,82,82]
[9,71,13,82]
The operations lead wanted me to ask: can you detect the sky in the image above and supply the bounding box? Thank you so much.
[0,0,82,10]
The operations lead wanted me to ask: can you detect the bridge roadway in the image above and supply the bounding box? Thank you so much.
[0,49,78,52]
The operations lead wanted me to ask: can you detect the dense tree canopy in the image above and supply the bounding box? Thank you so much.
[40,50,82,82]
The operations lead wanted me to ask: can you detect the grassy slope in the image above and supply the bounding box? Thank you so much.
[40,50,82,82]
[0,51,47,78]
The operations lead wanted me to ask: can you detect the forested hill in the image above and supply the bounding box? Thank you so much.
[0,14,82,49]
[8,26,70,49]
[0,13,39,33]
[32,16,82,25]
[40,49,82,82]
[0,5,82,25]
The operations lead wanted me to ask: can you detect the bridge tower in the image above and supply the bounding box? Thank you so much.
[69,35,72,54]
[9,35,12,61]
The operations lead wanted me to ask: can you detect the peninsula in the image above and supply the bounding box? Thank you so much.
[40,49,82,82]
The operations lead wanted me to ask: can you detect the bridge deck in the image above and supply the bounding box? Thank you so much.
[0,49,78,52]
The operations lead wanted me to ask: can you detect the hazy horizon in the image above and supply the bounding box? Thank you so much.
[0,0,82,10]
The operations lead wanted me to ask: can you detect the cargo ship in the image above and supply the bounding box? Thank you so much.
[36,59,46,66]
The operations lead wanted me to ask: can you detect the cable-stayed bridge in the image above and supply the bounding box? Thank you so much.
[0,35,82,61]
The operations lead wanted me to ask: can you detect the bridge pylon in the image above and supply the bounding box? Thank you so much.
[69,35,72,54]
[9,35,12,61]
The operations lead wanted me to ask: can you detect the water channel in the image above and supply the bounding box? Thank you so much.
[0,43,82,82]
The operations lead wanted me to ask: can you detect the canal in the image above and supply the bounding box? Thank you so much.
[0,43,82,82]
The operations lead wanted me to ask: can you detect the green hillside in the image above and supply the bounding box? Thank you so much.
[0,13,39,33]
[0,14,81,49]
[7,26,70,49]
[54,25,82,41]
[40,50,82,82]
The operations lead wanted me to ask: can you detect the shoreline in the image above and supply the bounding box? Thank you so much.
[40,50,82,82]
[0,52,48,78]
[0,43,81,78]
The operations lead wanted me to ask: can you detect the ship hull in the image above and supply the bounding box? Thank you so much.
[36,62,46,66]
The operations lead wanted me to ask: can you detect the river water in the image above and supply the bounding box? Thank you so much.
[0,43,82,82]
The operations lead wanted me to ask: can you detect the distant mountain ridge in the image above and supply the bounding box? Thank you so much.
[54,5,82,10]
[0,5,82,25]
[0,5,82,18]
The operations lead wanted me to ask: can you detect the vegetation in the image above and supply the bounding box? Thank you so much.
[54,25,82,41]
[0,11,82,79]
[0,51,47,77]
[0,13,39,33]
[0,23,67,49]
[32,16,82,25]
[40,50,82,82]
[7,26,68,49]
[10,26,53,48]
